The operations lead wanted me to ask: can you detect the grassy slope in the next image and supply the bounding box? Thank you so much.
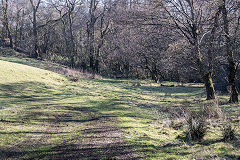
[0,54,239,159]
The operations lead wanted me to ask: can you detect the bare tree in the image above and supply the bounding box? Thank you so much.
[160,0,219,100]
[87,0,99,72]
[220,0,239,103]
[1,0,13,48]
[94,2,111,73]
[29,0,41,58]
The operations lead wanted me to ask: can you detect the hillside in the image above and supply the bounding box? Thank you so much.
[0,55,239,159]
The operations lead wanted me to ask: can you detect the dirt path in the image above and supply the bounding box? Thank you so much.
[0,115,142,160]
[52,117,141,160]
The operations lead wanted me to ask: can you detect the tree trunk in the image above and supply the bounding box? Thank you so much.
[151,65,159,83]
[228,61,238,103]
[68,6,76,68]
[60,17,69,56]
[87,0,97,71]
[202,8,221,100]
[221,0,238,103]
[69,22,76,68]
[195,41,216,100]
[94,58,99,73]
[19,14,24,48]
[203,72,216,100]
[94,43,101,73]
[2,0,13,48]
[29,0,41,58]
[32,9,39,58]
[14,5,21,48]
[88,24,95,70]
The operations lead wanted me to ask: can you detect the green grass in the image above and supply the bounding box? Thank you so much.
[0,54,239,159]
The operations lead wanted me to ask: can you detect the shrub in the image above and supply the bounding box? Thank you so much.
[201,100,224,119]
[181,107,207,141]
[186,115,207,141]
[222,124,237,142]
[69,76,79,82]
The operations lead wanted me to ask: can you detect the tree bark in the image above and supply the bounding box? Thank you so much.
[2,0,13,48]
[29,0,41,58]
[203,72,215,100]
[221,0,238,103]
[68,7,76,68]
[87,0,97,71]
[202,7,222,100]
[194,36,216,100]
[189,0,216,100]
[32,9,39,58]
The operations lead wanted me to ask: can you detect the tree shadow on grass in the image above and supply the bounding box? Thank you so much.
[0,81,145,159]
[0,116,144,160]
[0,81,127,124]
[0,124,190,160]
[3,81,235,159]
[0,81,97,106]
[0,143,144,160]
[0,82,62,104]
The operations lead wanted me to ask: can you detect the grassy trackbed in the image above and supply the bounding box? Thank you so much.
[0,54,239,159]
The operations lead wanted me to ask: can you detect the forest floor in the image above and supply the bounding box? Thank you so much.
[0,49,239,159]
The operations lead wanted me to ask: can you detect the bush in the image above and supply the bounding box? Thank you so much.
[186,116,207,141]
[201,100,224,119]
[222,124,237,142]
[181,107,207,141]
[69,76,79,82]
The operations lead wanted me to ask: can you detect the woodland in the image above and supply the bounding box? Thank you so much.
[0,0,240,159]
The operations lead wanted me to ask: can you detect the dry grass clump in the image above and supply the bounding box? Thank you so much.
[185,115,207,141]
[222,122,237,142]
[155,97,239,143]
[202,100,224,119]
[179,100,239,143]
[203,100,238,142]
[180,107,207,141]
[132,82,141,87]
[69,76,79,82]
